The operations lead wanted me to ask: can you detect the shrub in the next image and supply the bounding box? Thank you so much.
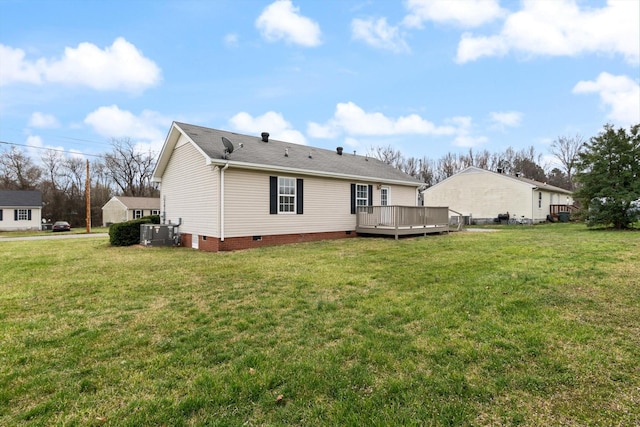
[109,215,160,246]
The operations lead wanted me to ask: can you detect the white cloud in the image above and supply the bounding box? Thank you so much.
[457,0,640,64]
[0,38,161,92]
[307,102,456,137]
[0,44,41,85]
[307,121,339,139]
[447,116,489,147]
[343,137,360,149]
[23,135,82,161]
[256,0,321,47]
[490,111,523,128]
[351,18,410,53]
[84,105,168,152]
[28,112,60,128]
[573,72,640,126]
[229,111,307,145]
[402,0,505,28]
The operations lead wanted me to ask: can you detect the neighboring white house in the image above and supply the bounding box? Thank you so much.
[101,196,160,226]
[422,166,574,224]
[151,122,425,251]
[0,190,43,231]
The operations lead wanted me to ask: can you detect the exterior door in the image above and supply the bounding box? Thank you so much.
[380,187,392,225]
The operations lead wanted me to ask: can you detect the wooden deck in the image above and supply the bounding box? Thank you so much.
[550,204,578,215]
[356,206,449,239]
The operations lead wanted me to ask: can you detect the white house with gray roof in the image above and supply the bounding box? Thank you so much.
[101,196,160,226]
[422,166,574,224]
[152,122,430,251]
[0,190,43,231]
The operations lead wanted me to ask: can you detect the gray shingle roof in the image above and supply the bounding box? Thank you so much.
[113,196,160,210]
[173,122,421,185]
[0,190,42,207]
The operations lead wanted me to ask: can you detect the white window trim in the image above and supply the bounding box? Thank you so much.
[380,186,390,206]
[278,177,296,214]
[17,209,30,221]
[356,184,369,207]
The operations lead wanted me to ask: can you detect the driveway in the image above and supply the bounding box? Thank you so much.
[0,233,108,242]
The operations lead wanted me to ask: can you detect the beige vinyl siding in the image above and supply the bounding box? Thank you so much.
[161,138,218,237]
[375,185,416,206]
[223,169,418,238]
[424,170,532,219]
[101,199,127,225]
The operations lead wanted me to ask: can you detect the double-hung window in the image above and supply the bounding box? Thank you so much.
[278,177,296,213]
[351,183,373,214]
[270,176,303,214]
[134,209,143,219]
[356,184,369,208]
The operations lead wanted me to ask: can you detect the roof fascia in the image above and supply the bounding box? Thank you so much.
[152,122,213,182]
[208,159,421,187]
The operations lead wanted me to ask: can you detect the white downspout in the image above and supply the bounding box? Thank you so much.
[220,162,229,241]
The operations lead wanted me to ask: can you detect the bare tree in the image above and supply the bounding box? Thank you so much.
[104,138,158,197]
[0,146,42,190]
[417,157,436,187]
[550,134,584,190]
[401,156,419,177]
[437,152,459,181]
[40,150,67,221]
[368,145,404,169]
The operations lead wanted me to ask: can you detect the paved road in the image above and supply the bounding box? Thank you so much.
[0,233,108,242]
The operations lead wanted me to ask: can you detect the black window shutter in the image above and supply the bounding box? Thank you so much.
[296,178,303,214]
[14,210,18,221]
[28,209,32,221]
[0,209,3,221]
[269,176,278,214]
[350,183,356,214]
[368,185,373,206]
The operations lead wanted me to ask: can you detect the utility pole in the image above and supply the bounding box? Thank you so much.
[85,159,91,233]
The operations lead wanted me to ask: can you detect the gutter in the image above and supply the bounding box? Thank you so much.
[207,159,421,188]
[220,162,229,241]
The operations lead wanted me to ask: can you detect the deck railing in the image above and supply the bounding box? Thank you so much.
[550,204,579,215]
[356,206,449,239]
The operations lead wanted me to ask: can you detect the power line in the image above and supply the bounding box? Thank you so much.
[0,126,113,147]
[0,140,104,158]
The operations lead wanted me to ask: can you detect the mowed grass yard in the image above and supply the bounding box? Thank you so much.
[1,224,639,426]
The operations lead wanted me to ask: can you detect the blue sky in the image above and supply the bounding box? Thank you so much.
[1,0,638,169]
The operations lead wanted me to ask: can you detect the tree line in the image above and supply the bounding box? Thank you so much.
[0,139,158,227]
[3,125,636,229]
[367,139,580,191]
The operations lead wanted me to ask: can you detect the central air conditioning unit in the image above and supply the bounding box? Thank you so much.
[140,224,180,247]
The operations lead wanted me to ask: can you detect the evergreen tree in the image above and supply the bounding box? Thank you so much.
[574,124,640,229]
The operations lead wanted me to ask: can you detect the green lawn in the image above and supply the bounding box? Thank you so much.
[0,227,109,238]
[1,224,639,426]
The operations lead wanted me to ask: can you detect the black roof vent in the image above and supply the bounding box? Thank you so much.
[336,146,343,155]
[261,132,269,142]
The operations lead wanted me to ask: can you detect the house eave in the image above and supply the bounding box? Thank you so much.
[208,158,422,187]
